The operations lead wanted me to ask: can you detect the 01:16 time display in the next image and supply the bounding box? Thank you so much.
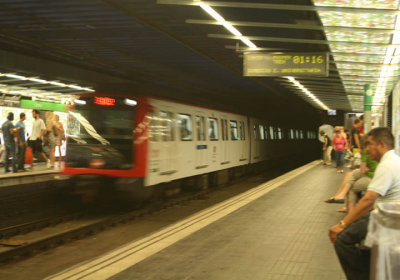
[292,56,324,64]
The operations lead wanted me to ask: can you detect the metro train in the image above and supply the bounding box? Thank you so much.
[63,94,319,196]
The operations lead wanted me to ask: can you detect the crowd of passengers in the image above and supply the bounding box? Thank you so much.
[319,118,400,280]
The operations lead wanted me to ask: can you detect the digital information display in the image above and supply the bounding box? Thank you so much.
[243,52,329,77]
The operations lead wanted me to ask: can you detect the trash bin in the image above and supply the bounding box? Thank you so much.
[365,202,400,280]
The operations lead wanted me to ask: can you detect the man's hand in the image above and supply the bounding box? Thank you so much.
[329,224,344,244]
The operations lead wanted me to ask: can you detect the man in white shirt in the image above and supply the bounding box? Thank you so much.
[29,109,50,168]
[329,127,400,280]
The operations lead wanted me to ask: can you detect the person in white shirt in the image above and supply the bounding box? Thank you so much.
[329,127,400,280]
[29,109,50,168]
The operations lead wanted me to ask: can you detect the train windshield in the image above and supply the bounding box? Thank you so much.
[66,97,136,170]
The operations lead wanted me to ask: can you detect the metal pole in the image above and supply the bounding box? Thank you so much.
[364,84,373,133]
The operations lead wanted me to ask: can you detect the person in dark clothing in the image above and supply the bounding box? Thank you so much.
[1,112,20,173]
[15,113,27,172]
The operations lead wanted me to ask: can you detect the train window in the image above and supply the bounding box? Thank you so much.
[208,117,219,140]
[178,113,192,141]
[221,119,228,141]
[295,130,299,139]
[148,111,158,142]
[239,121,245,140]
[264,126,269,140]
[259,124,265,140]
[160,111,175,141]
[253,125,258,140]
[277,127,282,140]
[196,116,206,141]
[300,130,304,139]
[230,120,239,140]
[290,129,294,139]
[269,126,274,140]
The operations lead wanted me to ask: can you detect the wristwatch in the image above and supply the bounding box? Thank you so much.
[339,220,347,229]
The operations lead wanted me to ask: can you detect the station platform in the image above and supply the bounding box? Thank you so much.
[0,162,61,188]
[46,161,348,280]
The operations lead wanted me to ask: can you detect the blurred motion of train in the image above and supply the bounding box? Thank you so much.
[63,94,319,198]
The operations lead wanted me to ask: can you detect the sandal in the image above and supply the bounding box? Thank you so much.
[324,197,345,204]
[336,207,348,213]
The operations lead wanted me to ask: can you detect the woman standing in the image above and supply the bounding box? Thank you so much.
[54,114,65,167]
[45,111,57,168]
[332,129,346,173]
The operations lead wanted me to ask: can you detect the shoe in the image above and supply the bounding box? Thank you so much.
[336,207,348,213]
[46,160,51,168]
[17,169,26,172]
[5,170,11,173]
[324,198,345,204]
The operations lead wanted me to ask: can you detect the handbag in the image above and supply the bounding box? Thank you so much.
[25,147,33,164]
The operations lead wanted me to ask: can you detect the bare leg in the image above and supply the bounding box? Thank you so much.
[332,172,352,198]
[40,152,48,162]
[50,147,55,167]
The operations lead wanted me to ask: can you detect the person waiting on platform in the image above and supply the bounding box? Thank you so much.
[324,135,378,214]
[15,113,27,172]
[1,112,20,173]
[332,129,346,173]
[329,127,400,280]
[320,130,332,165]
[29,109,50,168]
[54,114,65,166]
[45,111,57,169]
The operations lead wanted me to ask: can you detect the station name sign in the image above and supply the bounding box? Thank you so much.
[243,52,329,77]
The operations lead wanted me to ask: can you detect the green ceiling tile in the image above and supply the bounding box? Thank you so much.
[325,30,391,43]
[330,43,387,54]
[318,11,396,29]
[336,63,382,71]
[314,0,399,9]
[333,54,384,63]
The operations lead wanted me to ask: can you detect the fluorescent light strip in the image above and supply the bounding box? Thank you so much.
[286,77,329,110]
[0,72,94,92]
[197,2,257,49]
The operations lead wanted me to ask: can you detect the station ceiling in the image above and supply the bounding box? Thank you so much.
[1,0,396,115]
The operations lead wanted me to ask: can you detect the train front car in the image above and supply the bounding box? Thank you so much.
[63,95,149,197]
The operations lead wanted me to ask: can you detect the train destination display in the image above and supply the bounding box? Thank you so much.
[243,52,329,77]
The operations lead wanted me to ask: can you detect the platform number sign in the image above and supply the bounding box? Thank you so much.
[243,52,329,77]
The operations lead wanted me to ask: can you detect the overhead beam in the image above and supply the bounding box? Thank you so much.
[208,34,393,47]
[187,19,395,34]
[158,1,398,14]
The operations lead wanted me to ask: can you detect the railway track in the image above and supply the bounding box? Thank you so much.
[0,189,210,264]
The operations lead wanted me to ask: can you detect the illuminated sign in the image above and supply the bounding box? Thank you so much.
[94,96,116,106]
[243,52,329,77]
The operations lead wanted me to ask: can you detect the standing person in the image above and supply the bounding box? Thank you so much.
[350,119,362,168]
[45,111,57,168]
[320,130,332,165]
[15,113,27,172]
[29,109,50,168]
[332,129,346,173]
[329,127,400,280]
[54,114,65,167]
[1,112,19,173]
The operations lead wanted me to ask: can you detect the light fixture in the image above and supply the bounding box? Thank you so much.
[0,72,94,92]
[286,77,330,110]
[197,2,257,49]
[74,99,87,105]
[124,98,137,106]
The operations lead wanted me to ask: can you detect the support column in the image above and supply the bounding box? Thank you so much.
[364,84,373,134]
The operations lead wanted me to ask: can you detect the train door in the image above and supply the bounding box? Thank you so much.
[239,120,248,161]
[158,109,178,176]
[252,122,260,161]
[220,117,230,165]
[195,114,208,170]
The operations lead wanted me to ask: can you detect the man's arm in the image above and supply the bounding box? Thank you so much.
[329,191,379,243]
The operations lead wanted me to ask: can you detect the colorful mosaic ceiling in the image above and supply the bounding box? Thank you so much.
[314,0,400,110]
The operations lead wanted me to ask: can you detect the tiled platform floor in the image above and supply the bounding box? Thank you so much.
[58,162,348,280]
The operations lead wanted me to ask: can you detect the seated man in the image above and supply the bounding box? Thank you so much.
[324,136,378,212]
[329,127,400,280]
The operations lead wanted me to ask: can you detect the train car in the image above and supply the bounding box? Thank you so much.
[63,94,318,196]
